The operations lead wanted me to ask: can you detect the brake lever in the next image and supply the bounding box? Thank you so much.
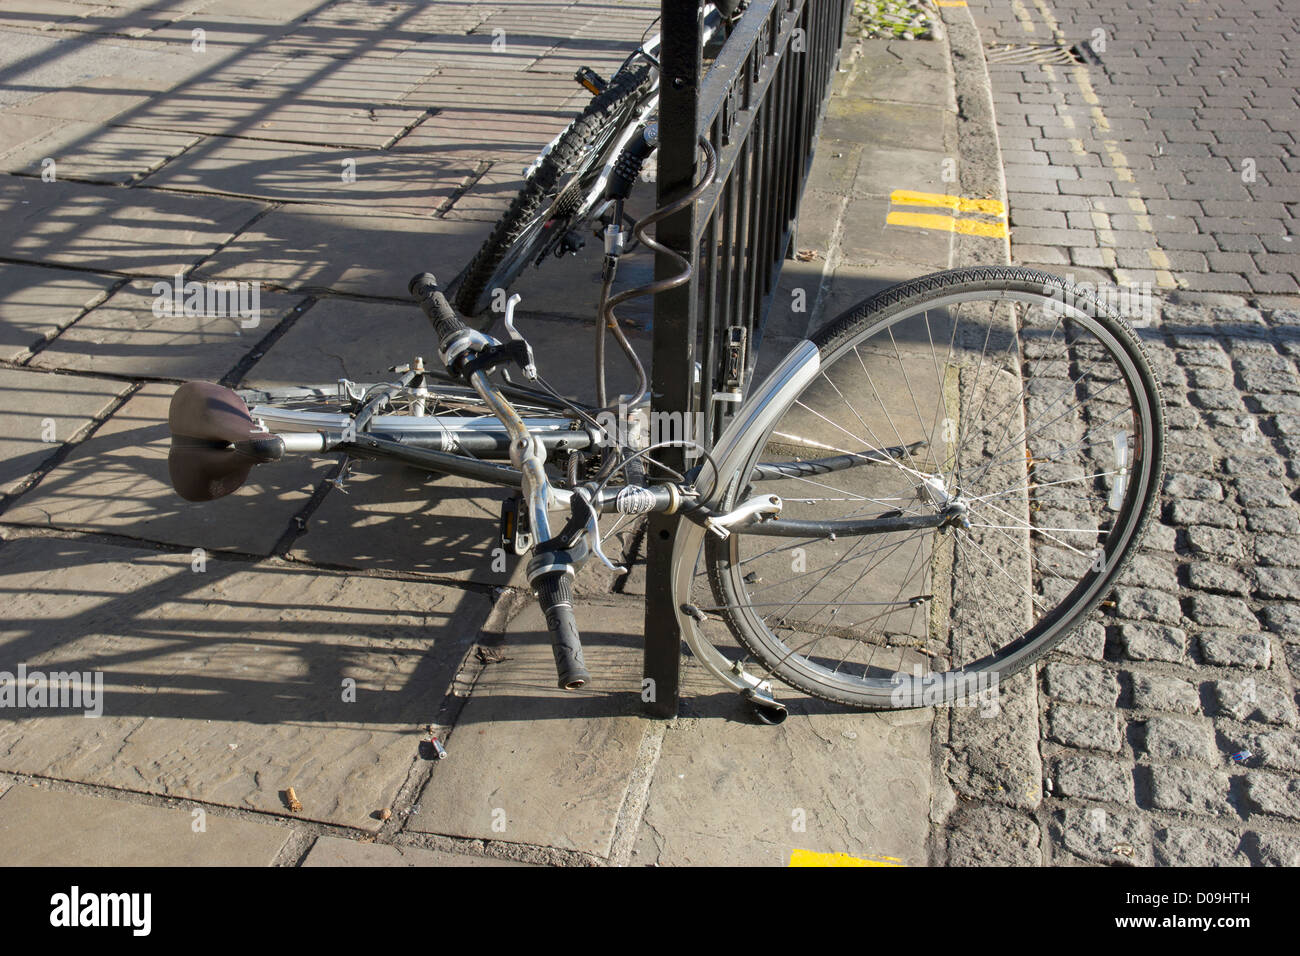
[703,494,783,539]
[502,294,538,381]
[574,487,626,573]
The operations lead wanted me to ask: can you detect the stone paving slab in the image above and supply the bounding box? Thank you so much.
[0,122,200,184]
[0,111,65,158]
[839,196,954,269]
[399,106,580,168]
[631,650,932,867]
[287,466,520,587]
[821,100,957,158]
[408,598,647,858]
[303,0,498,38]
[1,383,325,555]
[200,0,325,22]
[195,204,491,297]
[0,262,119,360]
[30,279,303,381]
[525,7,662,77]
[6,74,174,124]
[389,33,555,73]
[848,37,957,112]
[0,29,225,115]
[0,0,93,33]
[241,52,439,106]
[399,68,586,115]
[0,535,491,831]
[0,175,264,277]
[138,136,474,215]
[0,366,128,495]
[25,0,218,38]
[121,97,428,149]
[303,835,533,866]
[0,785,293,866]
[144,16,300,55]
[850,143,957,201]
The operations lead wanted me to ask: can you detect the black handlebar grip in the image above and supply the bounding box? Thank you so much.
[409,272,467,346]
[533,571,590,689]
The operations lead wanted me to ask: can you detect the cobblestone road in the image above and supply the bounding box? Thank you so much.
[941,0,1300,865]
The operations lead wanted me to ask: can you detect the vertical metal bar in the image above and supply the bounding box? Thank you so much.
[644,0,702,719]
[746,102,765,345]
[640,0,851,714]
[700,204,719,446]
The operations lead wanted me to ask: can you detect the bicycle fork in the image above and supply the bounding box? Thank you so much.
[467,367,590,689]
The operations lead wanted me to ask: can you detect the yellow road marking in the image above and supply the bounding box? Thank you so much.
[1147,249,1177,288]
[935,1,967,6]
[889,189,1006,217]
[887,211,1010,238]
[1010,0,1036,32]
[996,40,1178,291]
[790,848,905,867]
[1030,0,1065,42]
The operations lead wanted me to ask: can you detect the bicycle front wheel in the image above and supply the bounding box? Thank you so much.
[700,267,1164,709]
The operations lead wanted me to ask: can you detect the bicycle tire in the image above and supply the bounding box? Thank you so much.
[449,63,655,321]
[700,267,1165,709]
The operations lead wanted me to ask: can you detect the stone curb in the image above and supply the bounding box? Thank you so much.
[928,1,1043,866]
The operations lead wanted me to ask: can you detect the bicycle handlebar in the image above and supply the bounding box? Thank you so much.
[534,571,590,689]
[408,272,593,690]
[409,273,468,348]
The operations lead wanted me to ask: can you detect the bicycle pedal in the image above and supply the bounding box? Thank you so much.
[500,495,534,555]
[574,66,607,94]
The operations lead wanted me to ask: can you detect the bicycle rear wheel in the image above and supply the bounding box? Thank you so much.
[449,64,655,320]
[696,267,1164,709]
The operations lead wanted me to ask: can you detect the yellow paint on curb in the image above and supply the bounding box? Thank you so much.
[935,1,967,6]
[790,848,906,867]
[887,211,1009,238]
[889,189,1006,217]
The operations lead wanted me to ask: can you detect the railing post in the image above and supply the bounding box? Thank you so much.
[641,0,851,717]
[642,0,703,718]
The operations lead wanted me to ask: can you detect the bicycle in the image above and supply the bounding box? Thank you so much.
[446,0,741,323]
[167,131,1165,721]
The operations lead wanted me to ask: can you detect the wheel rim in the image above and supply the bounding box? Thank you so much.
[704,283,1161,703]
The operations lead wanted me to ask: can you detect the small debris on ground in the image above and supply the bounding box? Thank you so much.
[476,645,511,664]
[420,735,449,761]
[284,787,302,813]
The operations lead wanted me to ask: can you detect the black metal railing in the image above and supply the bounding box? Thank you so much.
[643,0,852,716]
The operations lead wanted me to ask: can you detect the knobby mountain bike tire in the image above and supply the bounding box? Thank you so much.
[696,267,1165,709]
[449,63,655,321]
